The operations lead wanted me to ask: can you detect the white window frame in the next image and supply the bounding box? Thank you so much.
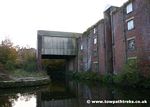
[80,44,83,50]
[126,2,133,14]
[93,28,96,34]
[127,19,134,30]
[94,38,97,44]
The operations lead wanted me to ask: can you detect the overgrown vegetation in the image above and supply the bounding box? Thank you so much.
[9,69,47,78]
[113,59,140,87]
[113,59,150,88]
[0,39,37,72]
[72,71,113,84]
[0,39,46,81]
[72,59,150,88]
[0,39,17,71]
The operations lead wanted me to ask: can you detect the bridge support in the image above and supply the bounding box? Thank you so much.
[66,57,78,72]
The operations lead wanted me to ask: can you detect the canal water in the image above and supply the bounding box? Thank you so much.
[0,81,150,107]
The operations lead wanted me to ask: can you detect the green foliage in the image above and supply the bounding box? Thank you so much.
[5,60,15,70]
[10,69,47,78]
[73,72,102,82]
[73,72,114,84]
[0,39,17,70]
[0,39,37,72]
[23,55,36,72]
[16,47,37,72]
[114,59,140,87]
[70,59,150,88]
[102,74,113,84]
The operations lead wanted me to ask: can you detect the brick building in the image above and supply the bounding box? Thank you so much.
[77,0,150,74]
[112,0,150,74]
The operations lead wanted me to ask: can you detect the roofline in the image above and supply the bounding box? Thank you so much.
[37,30,82,38]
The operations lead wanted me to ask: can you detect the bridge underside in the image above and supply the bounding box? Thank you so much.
[42,55,76,59]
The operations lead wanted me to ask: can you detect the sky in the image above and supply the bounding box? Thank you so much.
[0,0,127,48]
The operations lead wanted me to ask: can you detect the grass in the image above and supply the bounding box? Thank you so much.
[9,69,48,78]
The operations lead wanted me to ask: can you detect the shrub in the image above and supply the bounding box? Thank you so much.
[23,61,36,72]
[114,59,140,87]
[5,60,15,70]
[73,71,102,82]
[102,73,113,84]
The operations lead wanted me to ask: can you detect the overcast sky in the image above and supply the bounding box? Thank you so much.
[0,0,127,48]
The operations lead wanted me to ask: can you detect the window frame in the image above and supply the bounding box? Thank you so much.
[80,44,83,50]
[126,2,133,14]
[127,19,134,30]
[93,28,96,34]
[94,38,97,44]
[127,37,136,51]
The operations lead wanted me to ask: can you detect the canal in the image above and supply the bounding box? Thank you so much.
[0,80,150,107]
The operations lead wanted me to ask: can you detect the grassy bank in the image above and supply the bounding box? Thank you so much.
[0,69,49,81]
[9,69,48,78]
[0,69,50,88]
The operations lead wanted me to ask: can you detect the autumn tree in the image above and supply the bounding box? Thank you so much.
[0,39,17,70]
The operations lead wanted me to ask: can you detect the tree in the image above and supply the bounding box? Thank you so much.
[17,47,37,72]
[0,39,17,70]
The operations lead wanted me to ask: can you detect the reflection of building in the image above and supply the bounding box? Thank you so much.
[36,83,78,107]
[78,0,150,74]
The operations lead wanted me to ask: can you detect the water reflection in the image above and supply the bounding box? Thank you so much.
[11,93,36,107]
[0,92,36,107]
[0,86,47,107]
[37,81,150,107]
[0,81,150,107]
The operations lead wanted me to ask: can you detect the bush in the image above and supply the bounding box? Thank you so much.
[73,71,102,82]
[72,59,150,88]
[114,59,140,87]
[10,69,47,78]
[5,60,15,70]
[23,61,36,72]
[102,74,113,84]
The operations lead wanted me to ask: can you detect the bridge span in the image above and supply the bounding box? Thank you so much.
[37,30,81,72]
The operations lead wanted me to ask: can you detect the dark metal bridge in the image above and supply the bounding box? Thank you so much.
[37,30,81,71]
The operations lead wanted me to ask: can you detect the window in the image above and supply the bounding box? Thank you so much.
[94,38,97,44]
[80,44,83,50]
[128,38,135,51]
[127,20,134,30]
[94,28,96,34]
[126,2,133,14]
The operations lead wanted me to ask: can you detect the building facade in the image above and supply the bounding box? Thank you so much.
[77,0,150,74]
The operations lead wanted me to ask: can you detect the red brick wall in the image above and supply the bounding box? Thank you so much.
[97,20,106,74]
[112,8,126,74]
[77,0,150,74]
[124,0,150,59]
